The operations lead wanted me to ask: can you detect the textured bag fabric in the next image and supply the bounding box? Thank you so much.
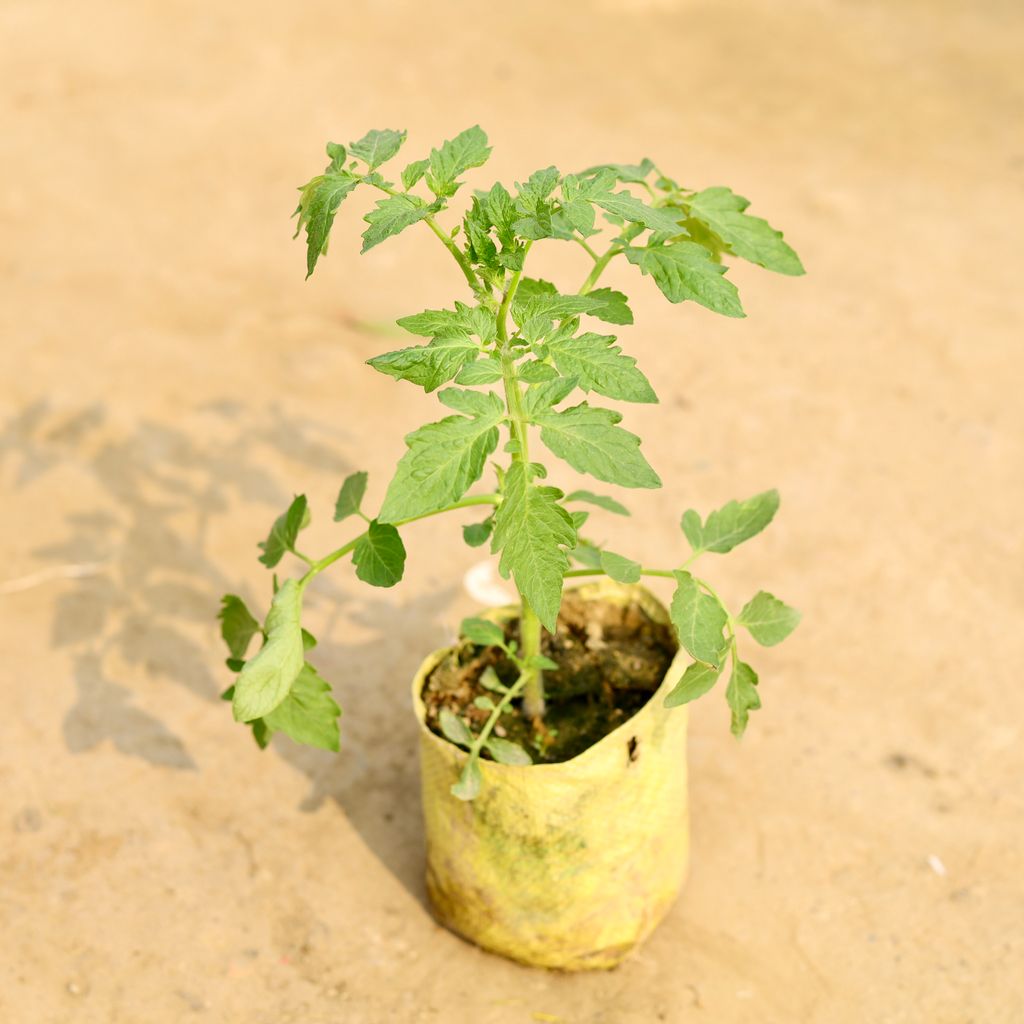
[414,581,690,970]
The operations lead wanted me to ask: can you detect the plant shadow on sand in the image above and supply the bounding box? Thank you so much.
[2,399,451,903]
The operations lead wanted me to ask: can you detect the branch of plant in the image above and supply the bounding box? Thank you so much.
[468,666,529,762]
[299,492,501,585]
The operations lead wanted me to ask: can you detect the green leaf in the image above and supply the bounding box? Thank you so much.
[378,392,504,522]
[258,495,310,568]
[219,594,261,661]
[367,336,478,392]
[491,462,576,632]
[511,289,602,329]
[462,517,493,548]
[232,579,305,722]
[518,361,560,384]
[349,128,406,169]
[439,708,474,748]
[625,242,745,317]
[427,126,491,197]
[262,661,341,751]
[486,737,532,765]
[396,302,495,342]
[296,172,360,278]
[528,654,559,671]
[352,520,406,587]
[461,617,506,648]
[688,187,804,275]
[523,375,578,416]
[664,660,724,708]
[600,550,642,584]
[593,191,685,235]
[565,490,629,516]
[546,331,657,404]
[726,659,761,737]
[571,538,603,569]
[479,666,506,693]
[451,757,482,800]
[587,287,634,325]
[683,489,780,554]
[301,628,317,650]
[583,160,655,184]
[670,571,728,668]
[401,158,429,190]
[455,359,504,385]
[361,194,431,253]
[531,402,661,489]
[474,695,495,711]
[512,167,561,240]
[737,591,801,646]
[325,142,347,172]
[334,471,368,521]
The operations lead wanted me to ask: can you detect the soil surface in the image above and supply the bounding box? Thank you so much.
[2,1,1023,1022]
[423,591,678,763]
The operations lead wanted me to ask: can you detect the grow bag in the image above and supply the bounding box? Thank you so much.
[413,580,690,970]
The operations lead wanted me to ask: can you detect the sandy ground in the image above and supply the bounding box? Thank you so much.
[2,0,1022,1020]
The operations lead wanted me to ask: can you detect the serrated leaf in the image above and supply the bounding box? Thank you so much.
[528,654,559,671]
[726,659,761,737]
[334,471,368,521]
[368,336,478,392]
[378,393,504,522]
[361,194,431,253]
[523,375,578,417]
[325,142,347,172]
[689,187,804,275]
[511,289,602,329]
[569,509,589,529]
[296,172,360,278]
[486,737,532,765]
[258,495,310,568]
[401,158,429,190]
[518,361,560,383]
[427,126,491,197]
[586,287,633,325]
[491,462,575,632]
[583,160,655,184]
[683,489,780,554]
[396,302,495,342]
[232,579,305,722]
[455,359,504,385]
[512,167,561,240]
[349,128,406,168]
[600,550,642,584]
[565,490,630,516]
[301,628,317,650]
[531,402,661,489]
[451,757,482,800]
[546,331,657,404]
[592,191,684,235]
[664,660,724,708]
[262,661,341,751]
[737,591,801,646]
[625,242,745,317]
[462,518,493,548]
[461,617,506,648]
[670,571,728,668]
[439,708,474,748]
[219,594,261,661]
[352,520,406,587]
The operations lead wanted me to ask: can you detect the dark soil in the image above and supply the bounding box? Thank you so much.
[422,591,678,764]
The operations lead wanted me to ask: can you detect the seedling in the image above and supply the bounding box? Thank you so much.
[219,126,803,799]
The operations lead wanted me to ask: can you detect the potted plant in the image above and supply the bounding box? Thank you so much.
[218,126,804,970]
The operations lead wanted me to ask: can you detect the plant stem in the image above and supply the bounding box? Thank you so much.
[579,246,621,294]
[301,493,500,582]
[469,667,529,760]
[562,567,676,579]
[496,245,546,719]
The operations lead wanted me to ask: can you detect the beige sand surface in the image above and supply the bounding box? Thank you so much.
[2,1,1022,1020]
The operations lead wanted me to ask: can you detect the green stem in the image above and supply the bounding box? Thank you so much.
[301,492,500,583]
[579,246,621,294]
[562,567,676,579]
[496,245,545,719]
[469,668,529,759]
[362,174,483,295]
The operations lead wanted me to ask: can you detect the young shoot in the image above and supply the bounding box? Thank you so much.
[219,126,804,798]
